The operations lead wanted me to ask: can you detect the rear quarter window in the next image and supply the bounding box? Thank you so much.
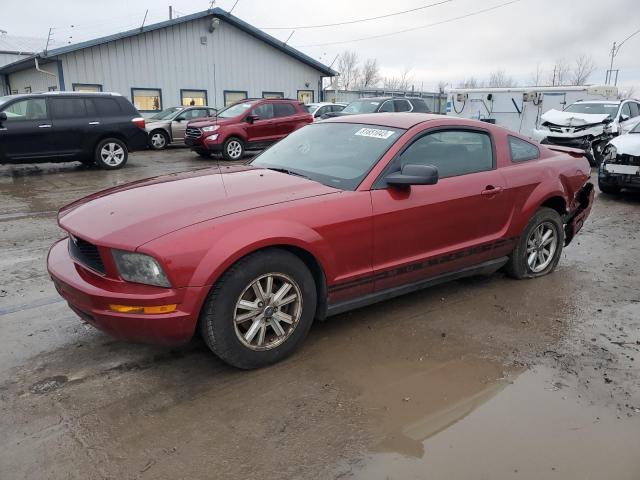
[508,136,540,162]
[274,103,297,117]
[411,99,430,113]
[91,98,122,116]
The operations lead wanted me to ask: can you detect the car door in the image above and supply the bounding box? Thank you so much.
[621,102,640,133]
[618,102,636,134]
[393,99,412,112]
[171,109,193,142]
[0,97,56,161]
[273,102,299,137]
[370,127,512,292]
[49,96,91,159]
[377,100,395,113]
[245,102,275,144]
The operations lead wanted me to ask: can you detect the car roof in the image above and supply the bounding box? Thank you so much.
[1,91,122,99]
[322,112,443,129]
[574,100,621,104]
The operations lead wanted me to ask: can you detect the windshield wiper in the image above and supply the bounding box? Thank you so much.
[266,167,309,179]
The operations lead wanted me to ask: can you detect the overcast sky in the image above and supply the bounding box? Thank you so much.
[2,0,639,90]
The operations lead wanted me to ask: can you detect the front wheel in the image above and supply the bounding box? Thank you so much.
[95,138,128,169]
[222,137,245,161]
[199,249,317,369]
[149,130,169,150]
[506,207,564,279]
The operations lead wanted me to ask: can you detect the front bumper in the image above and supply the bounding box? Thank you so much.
[564,183,595,245]
[599,162,640,189]
[47,238,205,345]
[186,134,223,153]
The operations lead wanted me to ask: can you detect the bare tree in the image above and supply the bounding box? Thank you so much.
[570,54,596,85]
[488,69,517,87]
[336,50,360,91]
[457,77,484,88]
[529,63,543,86]
[359,58,381,89]
[383,66,413,91]
[617,85,637,99]
[437,80,447,94]
[548,59,570,86]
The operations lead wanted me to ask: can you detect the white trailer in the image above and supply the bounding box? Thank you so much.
[446,85,618,138]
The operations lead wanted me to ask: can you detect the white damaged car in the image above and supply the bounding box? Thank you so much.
[532,99,640,166]
[598,122,640,194]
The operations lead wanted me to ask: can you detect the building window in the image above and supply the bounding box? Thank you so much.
[181,89,208,106]
[297,90,314,104]
[24,86,32,93]
[262,91,284,99]
[73,83,103,93]
[131,88,162,112]
[224,90,248,107]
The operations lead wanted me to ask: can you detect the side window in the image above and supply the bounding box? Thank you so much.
[508,136,539,162]
[393,100,412,112]
[91,98,122,116]
[332,104,345,112]
[191,109,208,119]
[50,98,87,119]
[628,102,639,118]
[620,103,632,119]
[85,99,98,117]
[315,106,329,117]
[1,98,48,121]
[274,103,297,117]
[253,103,274,119]
[397,130,494,178]
[411,99,430,113]
[379,101,394,112]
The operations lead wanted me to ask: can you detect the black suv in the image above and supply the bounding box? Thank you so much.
[321,96,431,119]
[0,92,147,169]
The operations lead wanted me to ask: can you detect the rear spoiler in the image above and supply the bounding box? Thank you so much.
[546,145,587,158]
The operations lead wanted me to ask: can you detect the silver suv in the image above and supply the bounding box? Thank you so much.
[146,106,217,150]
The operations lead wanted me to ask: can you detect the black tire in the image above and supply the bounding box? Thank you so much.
[598,180,621,195]
[149,130,169,150]
[196,151,212,159]
[222,137,245,161]
[199,249,317,369]
[505,207,564,280]
[95,138,128,170]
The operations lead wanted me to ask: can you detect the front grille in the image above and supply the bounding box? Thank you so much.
[547,124,590,134]
[614,154,640,166]
[185,127,202,139]
[68,235,105,274]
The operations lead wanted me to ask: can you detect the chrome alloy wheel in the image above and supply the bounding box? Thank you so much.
[233,273,303,351]
[526,221,558,273]
[150,132,167,149]
[100,142,126,166]
[226,140,243,159]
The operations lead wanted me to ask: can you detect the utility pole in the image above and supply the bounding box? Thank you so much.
[169,6,173,20]
[606,28,640,85]
[551,65,557,87]
[44,27,54,55]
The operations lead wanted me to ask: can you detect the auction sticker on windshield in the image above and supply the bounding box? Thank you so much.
[354,128,396,139]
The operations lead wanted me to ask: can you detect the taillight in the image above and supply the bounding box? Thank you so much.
[131,117,145,129]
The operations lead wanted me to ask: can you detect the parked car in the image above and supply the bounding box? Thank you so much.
[306,102,347,120]
[321,96,431,119]
[47,113,594,369]
[0,92,147,169]
[532,99,640,166]
[146,106,217,150]
[598,121,640,194]
[185,98,312,160]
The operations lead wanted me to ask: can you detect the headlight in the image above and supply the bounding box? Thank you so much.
[606,145,617,160]
[538,123,550,131]
[201,125,219,132]
[112,250,171,287]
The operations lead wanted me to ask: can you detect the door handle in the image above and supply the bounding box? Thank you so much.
[481,185,503,196]
[88,121,101,125]
[38,124,52,128]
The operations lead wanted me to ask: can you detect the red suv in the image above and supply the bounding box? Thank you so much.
[185,98,312,160]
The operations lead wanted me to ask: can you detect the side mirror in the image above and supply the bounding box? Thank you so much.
[386,164,439,187]
[246,114,259,124]
[620,114,630,122]
[0,112,6,123]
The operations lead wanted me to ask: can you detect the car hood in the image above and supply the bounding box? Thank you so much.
[188,116,237,128]
[610,133,640,156]
[58,165,339,248]
[541,109,610,127]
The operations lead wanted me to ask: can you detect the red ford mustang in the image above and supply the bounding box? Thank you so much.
[47,113,594,368]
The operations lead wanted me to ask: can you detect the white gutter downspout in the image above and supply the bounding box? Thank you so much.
[34,57,57,79]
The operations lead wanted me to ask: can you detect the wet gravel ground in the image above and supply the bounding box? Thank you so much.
[0,148,639,480]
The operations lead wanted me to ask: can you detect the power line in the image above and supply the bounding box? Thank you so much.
[259,0,452,30]
[294,0,523,48]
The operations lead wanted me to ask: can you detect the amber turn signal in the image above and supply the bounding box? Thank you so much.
[109,304,177,314]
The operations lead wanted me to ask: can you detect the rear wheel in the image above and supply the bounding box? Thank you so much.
[149,130,169,150]
[199,249,316,369]
[506,207,564,279]
[95,138,128,170]
[598,181,621,195]
[222,137,245,161]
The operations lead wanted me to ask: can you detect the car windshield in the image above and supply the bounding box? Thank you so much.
[251,123,404,190]
[217,102,256,118]
[564,103,619,118]
[342,99,382,114]
[149,107,184,120]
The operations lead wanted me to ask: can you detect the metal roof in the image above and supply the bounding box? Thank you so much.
[0,34,47,54]
[0,9,336,76]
